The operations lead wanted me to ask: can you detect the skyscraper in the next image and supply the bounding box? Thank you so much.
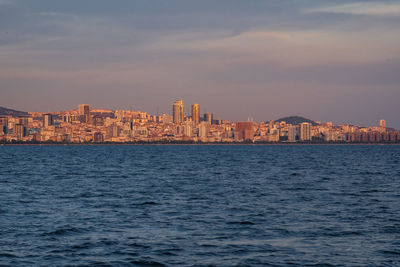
[191,103,200,125]
[172,100,184,124]
[78,104,90,123]
[300,122,312,141]
[380,119,386,128]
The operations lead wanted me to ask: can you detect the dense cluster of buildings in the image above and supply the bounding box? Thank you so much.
[1,101,399,143]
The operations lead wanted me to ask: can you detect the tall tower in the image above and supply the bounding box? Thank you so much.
[380,119,386,128]
[300,122,312,141]
[172,100,184,124]
[191,103,200,125]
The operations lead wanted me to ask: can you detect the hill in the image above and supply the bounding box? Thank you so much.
[0,106,29,117]
[274,116,319,126]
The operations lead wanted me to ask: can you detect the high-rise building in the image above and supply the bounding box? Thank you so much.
[300,122,312,141]
[43,114,54,127]
[380,119,386,128]
[204,112,213,125]
[288,126,297,142]
[191,103,200,125]
[172,100,184,124]
[78,104,90,123]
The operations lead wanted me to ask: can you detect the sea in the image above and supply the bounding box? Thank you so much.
[0,145,399,266]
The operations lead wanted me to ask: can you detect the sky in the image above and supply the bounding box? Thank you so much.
[1,0,400,128]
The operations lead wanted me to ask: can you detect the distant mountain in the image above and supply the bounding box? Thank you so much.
[0,106,29,117]
[274,116,319,126]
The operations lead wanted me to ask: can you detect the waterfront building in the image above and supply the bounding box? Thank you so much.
[15,124,27,139]
[236,122,255,141]
[0,117,8,135]
[93,132,104,142]
[172,100,184,124]
[184,121,194,137]
[198,121,209,139]
[269,128,280,142]
[107,124,120,138]
[300,122,312,141]
[191,103,200,125]
[288,126,297,142]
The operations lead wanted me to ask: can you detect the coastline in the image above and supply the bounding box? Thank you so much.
[1,142,399,146]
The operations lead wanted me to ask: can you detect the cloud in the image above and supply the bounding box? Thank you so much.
[305,2,400,16]
[149,27,400,69]
[1,0,400,127]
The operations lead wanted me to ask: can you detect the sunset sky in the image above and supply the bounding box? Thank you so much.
[1,0,400,128]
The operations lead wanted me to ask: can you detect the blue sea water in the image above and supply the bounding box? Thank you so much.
[0,145,399,266]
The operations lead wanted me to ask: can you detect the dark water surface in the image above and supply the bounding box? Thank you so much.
[0,145,399,266]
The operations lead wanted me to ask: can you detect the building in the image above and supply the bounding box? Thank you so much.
[78,104,90,116]
[172,100,184,124]
[288,126,297,142]
[15,124,27,139]
[43,114,54,127]
[0,117,8,135]
[107,124,120,138]
[93,132,104,142]
[380,119,386,128]
[78,104,90,123]
[198,121,209,139]
[300,122,312,141]
[18,117,29,127]
[204,112,213,125]
[236,122,255,141]
[184,121,194,137]
[191,103,200,125]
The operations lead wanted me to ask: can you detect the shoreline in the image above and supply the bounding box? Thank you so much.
[1,142,399,146]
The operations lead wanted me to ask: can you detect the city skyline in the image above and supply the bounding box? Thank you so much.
[0,102,396,130]
[1,1,400,128]
[1,102,398,144]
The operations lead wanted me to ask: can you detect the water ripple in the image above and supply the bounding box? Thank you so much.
[0,145,399,266]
